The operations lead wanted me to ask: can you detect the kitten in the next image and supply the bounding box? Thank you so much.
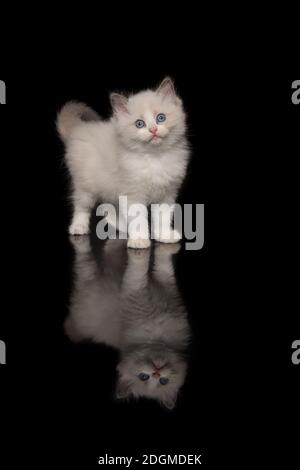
[57,78,190,248]
[65,237,191,409]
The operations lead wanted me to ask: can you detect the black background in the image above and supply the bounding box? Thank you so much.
[0,28,299,467]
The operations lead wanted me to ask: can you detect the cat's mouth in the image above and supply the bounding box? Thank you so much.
[149,135,162,144]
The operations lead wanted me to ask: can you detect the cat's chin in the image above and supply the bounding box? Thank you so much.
[148,138,163,146]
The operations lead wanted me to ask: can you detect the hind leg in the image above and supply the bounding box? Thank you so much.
[69,190,95,235]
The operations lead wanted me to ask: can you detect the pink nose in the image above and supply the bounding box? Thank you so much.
[149,126,158,135]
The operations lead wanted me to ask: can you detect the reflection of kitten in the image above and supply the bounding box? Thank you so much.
[57,78,189,248]
[65,238,190,409]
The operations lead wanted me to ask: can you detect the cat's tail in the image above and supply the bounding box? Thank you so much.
[56,101,100,142]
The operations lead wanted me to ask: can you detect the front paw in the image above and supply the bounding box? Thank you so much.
[154,229,182,244]
[127,237,151,249]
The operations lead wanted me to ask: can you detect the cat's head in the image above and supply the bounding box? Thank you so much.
[116,344,187,410]
[110,77,186,151]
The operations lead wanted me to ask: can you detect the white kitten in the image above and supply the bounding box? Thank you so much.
[57,78,189,248]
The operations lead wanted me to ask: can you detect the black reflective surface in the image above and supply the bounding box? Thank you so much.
[41,228,214,463]
[66,237,191,410]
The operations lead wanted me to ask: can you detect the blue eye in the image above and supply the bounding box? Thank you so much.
[135,119,145,128]
[138,373,150,381]
[159,377,169,385]
[156,113,166,124]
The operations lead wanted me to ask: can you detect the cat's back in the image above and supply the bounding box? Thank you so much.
[65,119,120,194]
[68,119,117,156]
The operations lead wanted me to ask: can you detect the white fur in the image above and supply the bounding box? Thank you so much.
[57,78,189,246]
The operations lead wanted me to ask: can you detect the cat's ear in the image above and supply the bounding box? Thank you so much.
[156,77,177,100]
[110,93,129,114]
[116,380,131,399]
[161,393,177,410]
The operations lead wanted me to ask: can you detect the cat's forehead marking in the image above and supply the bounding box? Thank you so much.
[128,90,165,115]
[144,110,156,124]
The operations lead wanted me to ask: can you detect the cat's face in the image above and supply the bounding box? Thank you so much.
[116,345,187,409]
[110,78,186,151]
